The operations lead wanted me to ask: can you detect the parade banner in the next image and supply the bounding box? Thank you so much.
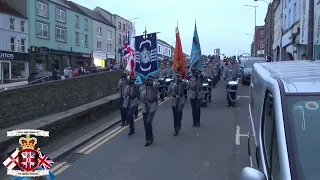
[173,26,186,78]
[299,0,309,44]
[190,22,203,71]
[134,33,158,79]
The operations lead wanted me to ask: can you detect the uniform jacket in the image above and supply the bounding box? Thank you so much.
[187,75,205,99]
[139,82,160,113]
[203,67,212,77]
[168,80,188,107]
[117,78,127,99]
[122,83,140,108]
[165,67,174,77]
[223,65,239,81]
[159,69,167,78]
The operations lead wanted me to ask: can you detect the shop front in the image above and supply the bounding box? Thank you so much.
[29,46,92,73]
[0,50,29,83]
[107,54,115,67]
[93,52,106,68]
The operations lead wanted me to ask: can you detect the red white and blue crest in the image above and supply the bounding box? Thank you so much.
[18,148,38,171]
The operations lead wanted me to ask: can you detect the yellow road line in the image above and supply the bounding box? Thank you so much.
[53,97,170,175]
[78,126,123,153]
[83,98,170,154]
[54,164,71,175]
[51,162,67,172]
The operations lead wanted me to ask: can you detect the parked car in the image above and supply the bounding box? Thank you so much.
[240,58,266,85]
[241,60,320,180]
[28,71,53,84]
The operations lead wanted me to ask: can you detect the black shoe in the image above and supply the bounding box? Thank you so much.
[121,122,126,126]
[192,123,197,127]
[174,132,179,136]
[227,104,231,107]
[145,141,151,147]
[128,131,134,136]
[196,123,200,127]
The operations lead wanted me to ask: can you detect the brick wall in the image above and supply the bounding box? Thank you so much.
[0,70,122,129]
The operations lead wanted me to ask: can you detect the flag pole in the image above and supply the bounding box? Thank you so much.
[177,20,178,28]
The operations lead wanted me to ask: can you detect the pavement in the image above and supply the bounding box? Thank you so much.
[40,80,251,180]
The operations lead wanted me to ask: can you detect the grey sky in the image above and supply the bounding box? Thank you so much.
[73,0,268,56]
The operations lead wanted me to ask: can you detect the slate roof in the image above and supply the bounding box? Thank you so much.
[65,1,115,28]
[0,1,27,19]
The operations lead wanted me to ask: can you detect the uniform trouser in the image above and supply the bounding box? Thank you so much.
[227,91,236,105]
[184,89,188,100]
[190,98,201,125]
[134,106,138,117]
[143,111,156,141]
[172,105,183,132]
[119,98,126,124]
[126,106,136,132]
[208,88,212,101]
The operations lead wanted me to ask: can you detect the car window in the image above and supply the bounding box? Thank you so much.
[262,92,275,175]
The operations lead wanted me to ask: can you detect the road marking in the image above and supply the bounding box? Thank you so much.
[237,96,249,100]
[54,164,71,175]
[83,98,170,154]
[51,162,67,172]
[235,126,241,145]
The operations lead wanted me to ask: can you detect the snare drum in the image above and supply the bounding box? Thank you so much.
[226,81,238,92]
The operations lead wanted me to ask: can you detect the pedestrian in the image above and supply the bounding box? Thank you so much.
[223,59,239,107]
[123,75,140,135]
[187,67,204,127]
[118,71,129,126]
[301,54,307,60]
[139,75,160,146]
[168,72,188,136]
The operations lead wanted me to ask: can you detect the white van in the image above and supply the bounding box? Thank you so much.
[241,61,320,180]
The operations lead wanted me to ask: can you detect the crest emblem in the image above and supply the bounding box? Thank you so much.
[3,129,54,177]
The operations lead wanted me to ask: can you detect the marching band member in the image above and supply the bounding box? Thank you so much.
[139,75,160,146]
[223,59,239,107]
[117,71,129,126]
[168,72,188,136]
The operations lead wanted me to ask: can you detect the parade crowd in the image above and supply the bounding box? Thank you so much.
[117,56,240,147]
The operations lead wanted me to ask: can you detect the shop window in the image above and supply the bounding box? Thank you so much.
[36,56,47,71]
[20,39,26,52]
[10,37,15,51]
[11,61,28,79]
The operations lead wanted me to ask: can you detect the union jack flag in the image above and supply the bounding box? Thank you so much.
[37,151,54,170]
[20,151,37,170]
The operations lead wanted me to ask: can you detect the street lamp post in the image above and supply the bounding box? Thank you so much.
[254,0,270,4]
[245,5,258,56]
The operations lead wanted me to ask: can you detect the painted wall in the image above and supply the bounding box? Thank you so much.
[282,0,300,31]
[92,20,115,57]
[0,13,29,52]
[28,0,93,53]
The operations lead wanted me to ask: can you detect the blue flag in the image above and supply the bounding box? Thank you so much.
[189,23,203,71]
[134,33,159,79]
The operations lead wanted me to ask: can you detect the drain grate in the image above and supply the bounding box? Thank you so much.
[62,153,83,163]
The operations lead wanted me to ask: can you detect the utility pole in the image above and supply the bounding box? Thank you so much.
[245,5,258,57]
[307,0,314,60]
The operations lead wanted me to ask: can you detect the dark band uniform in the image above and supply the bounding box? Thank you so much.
[117,72,128,126]
[123,76,140,135]
[139,76,160,146]
[168,72,188,136]
[203,64,213,102]
[187,69,204,127]
[223,60,239,107]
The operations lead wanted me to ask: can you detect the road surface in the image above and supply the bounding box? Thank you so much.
[51,81,251,180]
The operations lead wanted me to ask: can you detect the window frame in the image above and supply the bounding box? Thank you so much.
[10,37,15,51]
[97,42,102,52]
[20,20,25,32]
[97,27,102,37]
[9,18,15,30]
[118,34,121,45]
[118,22,121,30]
[84,19,88,31]
[20,38,26,52]
[36,0,49,18]
[107,30,111,40]
[36,21,49,39]
[75,32,79,46]
[107,44,111,52]
[55,7,66,23]
[55,25,67,42]
[84,34,88,47]
[75,15,80,28]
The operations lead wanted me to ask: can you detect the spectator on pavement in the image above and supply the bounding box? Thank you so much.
[301,54,307,60]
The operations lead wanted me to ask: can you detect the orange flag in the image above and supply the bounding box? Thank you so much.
[173,27,186,78]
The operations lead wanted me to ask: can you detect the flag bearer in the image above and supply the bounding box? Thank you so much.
[139,75,160,146]
[117,71,129,126]
[187,67,204,127]
[168,72,188,136]
[123,75,140,135]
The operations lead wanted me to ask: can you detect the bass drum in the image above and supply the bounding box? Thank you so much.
[226,81,238,92]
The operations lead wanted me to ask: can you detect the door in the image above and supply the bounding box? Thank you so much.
[0,61,11,83]
[260,91,281,179]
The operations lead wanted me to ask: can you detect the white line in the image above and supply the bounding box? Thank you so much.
[237,96,249,100]
[239,134,249,137]
[235,126,240,145]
